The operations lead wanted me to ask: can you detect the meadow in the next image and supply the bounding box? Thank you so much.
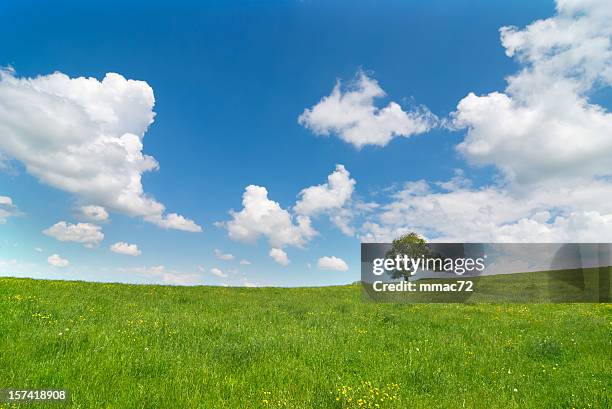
[0,277,610,408]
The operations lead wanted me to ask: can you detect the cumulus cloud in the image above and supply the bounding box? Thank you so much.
[358,0,612,243]
[360,177,612,243]
[295,164,357,235]
[295,164,355,212]
[43,221,104,248]
[0,195,19,224]
[298,164,371,237]
[269,248,289,266]
[110,241,141,256]
[223,164,359,252]
[146,213,202,233]
[299,71,437,148]
[295,164,355,215]
[225,185,316,248]
[0,69,201,232]
[317,256,349,272]
[47,254,69,268]
[78,205,109,222]
[210,267,228,278]
[214,249,234,261]
[452,0,612,186]
[239,259,251,265]
[227,2,612,245]
[359,221,414,244]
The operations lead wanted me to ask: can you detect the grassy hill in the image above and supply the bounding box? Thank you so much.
[0,277,610,408]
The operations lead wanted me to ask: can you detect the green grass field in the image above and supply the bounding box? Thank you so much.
[0,277,610,408]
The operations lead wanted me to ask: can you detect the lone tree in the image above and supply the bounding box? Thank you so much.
[385,232,434,281]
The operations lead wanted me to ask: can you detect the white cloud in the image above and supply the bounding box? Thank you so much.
[0,195,18,224]
[214,249,234,261]
[295,164,358,235]
[223,165,359,248]
[0,69,201,232]
[110,241,141,256]
[239,259,251,265]
[360,177,612,243]
[299,71,437,148]
[359,221,414,243]
[43,221,104,248]
[34,247,43,252]
[327,208,358,236]
[145,213,202,233]
[78,205,109,222]
[47,254,69,268]
[225,2,612,245]
[295,164,354,215]
[317,256,349,272]
[295,164,355,214]
[452,0,612,186]
[225,185,316,248]
[356,0,612,243]
[210,267,228,278]
[359,182,515,242]
[295,164,361,236]
[269,248,289,266]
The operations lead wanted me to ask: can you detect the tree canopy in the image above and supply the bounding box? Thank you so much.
[385,232,433,281]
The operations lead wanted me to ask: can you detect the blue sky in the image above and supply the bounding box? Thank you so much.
[1,0,611,286]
